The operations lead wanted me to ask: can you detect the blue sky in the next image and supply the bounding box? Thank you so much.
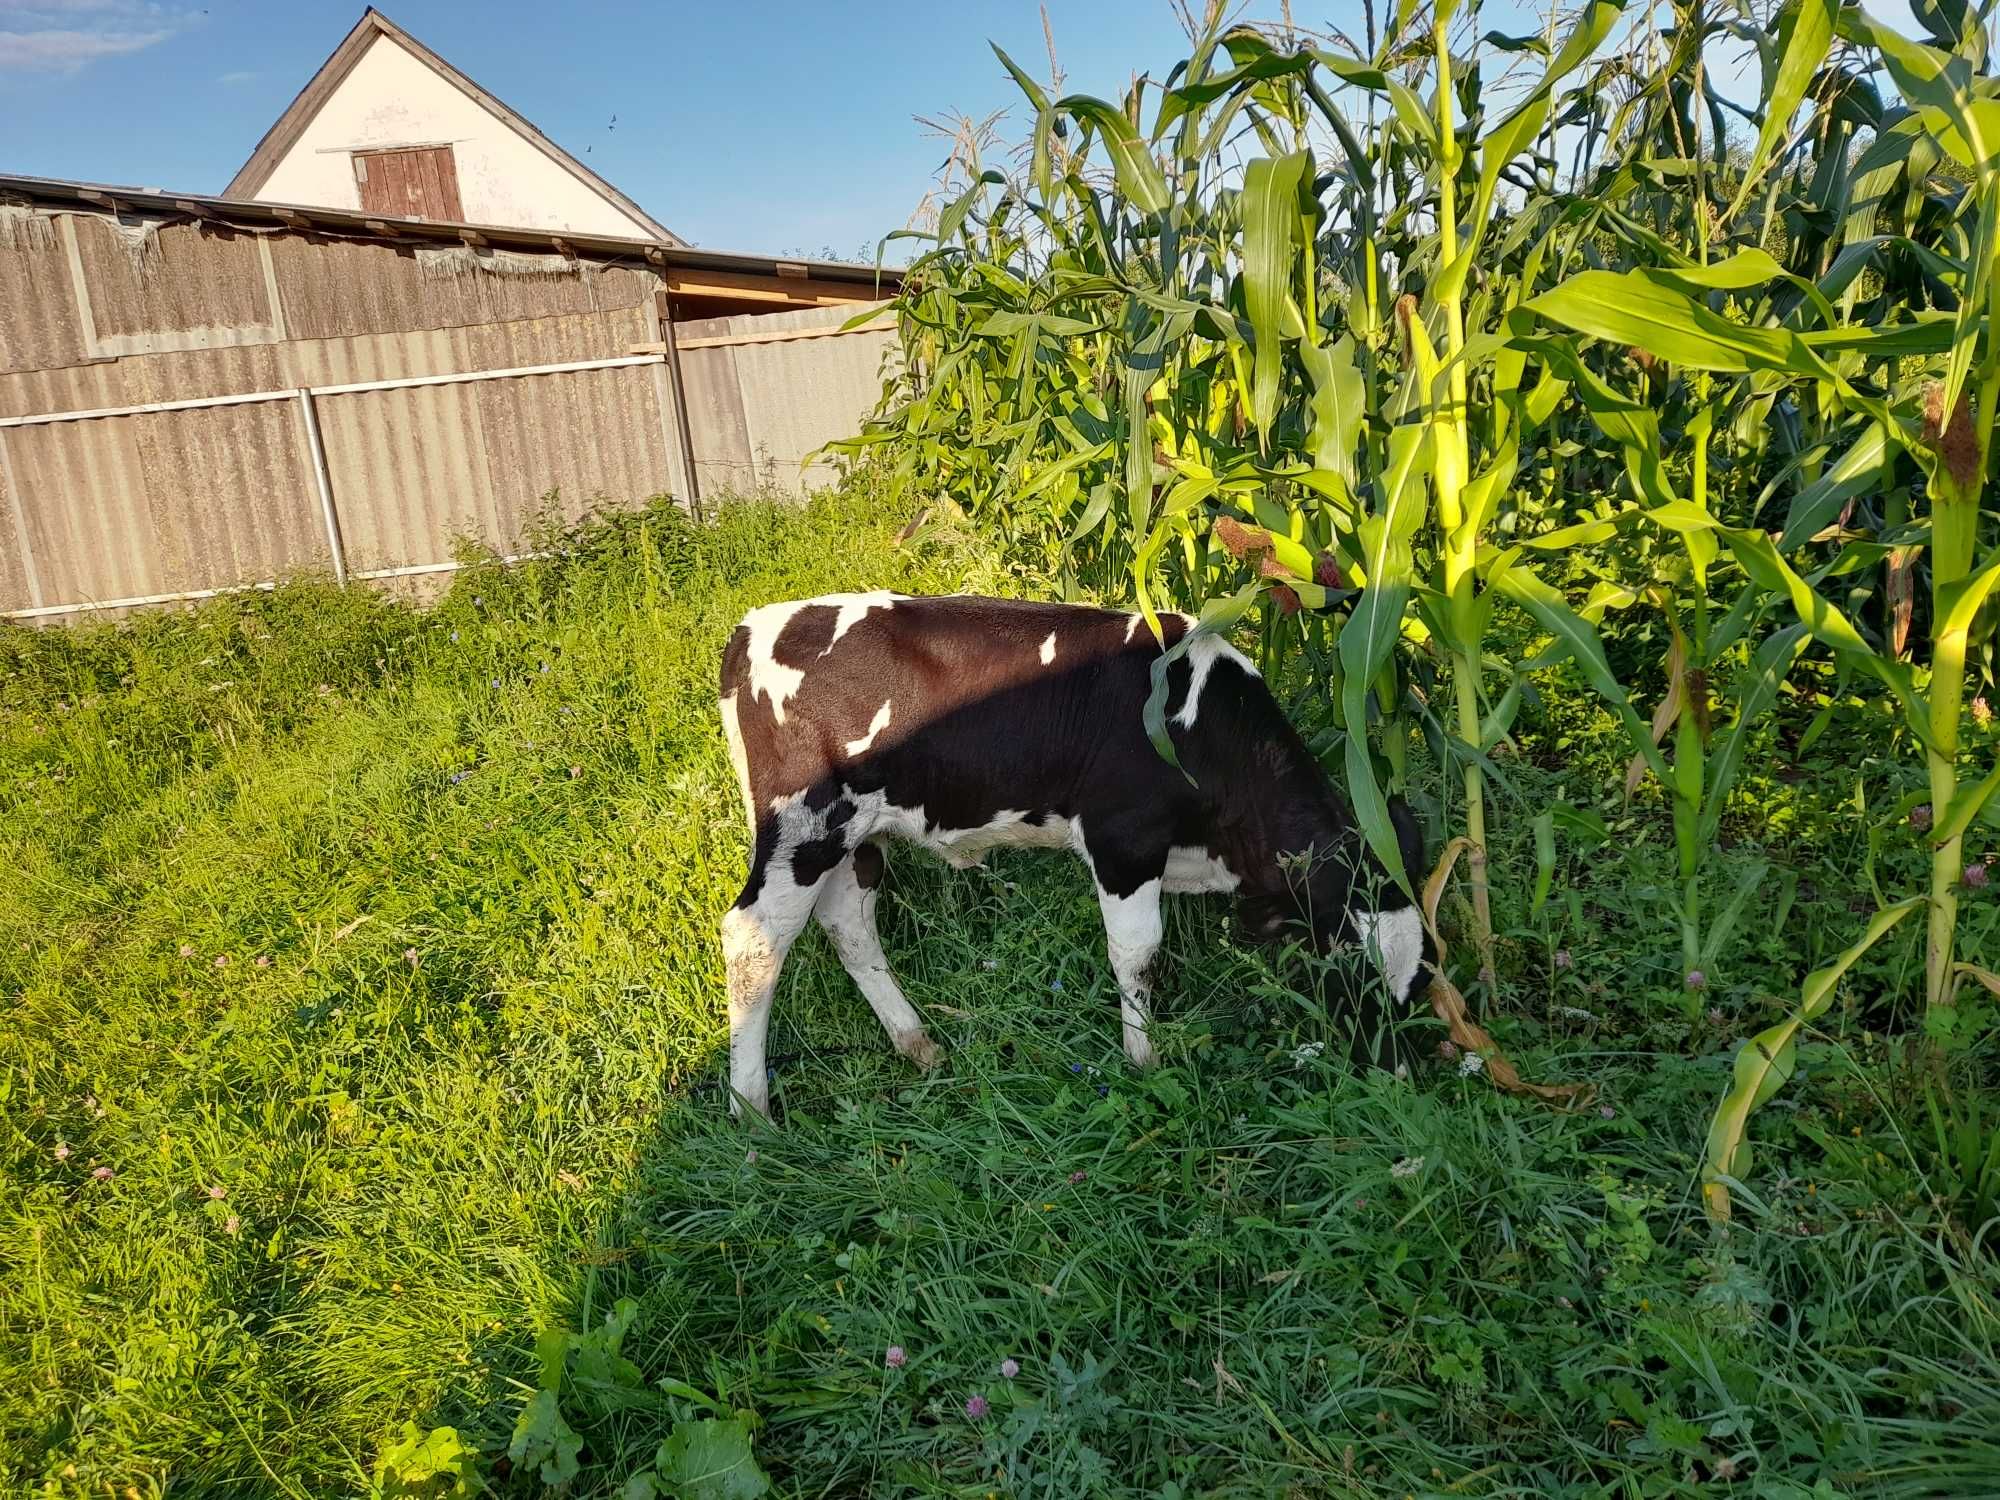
[0,1,1927,261]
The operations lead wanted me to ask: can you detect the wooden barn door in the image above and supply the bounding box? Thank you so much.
[353,146,465,222]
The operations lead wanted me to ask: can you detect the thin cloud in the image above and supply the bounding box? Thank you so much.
[0,2,191,74]
[0,1,174,13]
[217,68,254,85]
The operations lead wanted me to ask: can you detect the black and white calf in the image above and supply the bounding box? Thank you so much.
[718,593,1431,1118]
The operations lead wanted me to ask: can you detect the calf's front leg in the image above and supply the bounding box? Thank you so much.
[1074,832,1162,1074]
[1080,820,1170,1068]
[1097,877,1164,1067]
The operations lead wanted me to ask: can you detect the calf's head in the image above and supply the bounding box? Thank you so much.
[1233,794,1434,1065]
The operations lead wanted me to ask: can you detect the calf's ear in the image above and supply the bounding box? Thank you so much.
[1388,795,1428,892]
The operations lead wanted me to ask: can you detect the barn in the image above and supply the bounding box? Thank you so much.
[0,10,901,622]
[221,8,685,242]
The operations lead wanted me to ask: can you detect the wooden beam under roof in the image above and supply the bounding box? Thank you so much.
[663,267,884,307]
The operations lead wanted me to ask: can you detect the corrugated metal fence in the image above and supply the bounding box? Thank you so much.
[0,207,898,620]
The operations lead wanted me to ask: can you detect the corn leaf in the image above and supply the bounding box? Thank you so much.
[1716,528,1927,733]
[1532,808,1556,913]
[1493,563,1674,788]
[1524,271,1842,381]
[1335,423,1433,893]
[1840,8,2000,179]
[1242,152,1311,447]
[1298,332,1364,491]
[1778,420,1897,549]
[1055,94,1174,213]
[1702,897,1926,1222]
[1439,0,1625,302]
[1728,0,1838,220]
[1935,758,2000,845]
[1697,625,1811,850]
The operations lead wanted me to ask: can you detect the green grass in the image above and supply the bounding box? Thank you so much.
[3,482,1998,1498]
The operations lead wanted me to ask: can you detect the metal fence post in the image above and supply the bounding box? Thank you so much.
[654,287,703,519]
[295,387,347,586]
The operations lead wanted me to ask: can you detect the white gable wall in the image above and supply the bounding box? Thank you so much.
[251,33,653,237]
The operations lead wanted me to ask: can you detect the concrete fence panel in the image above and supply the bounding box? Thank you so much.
[0,205,901,621]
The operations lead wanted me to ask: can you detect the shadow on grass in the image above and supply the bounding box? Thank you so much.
[423,825,2000,1500]
[427,835,1521,1500]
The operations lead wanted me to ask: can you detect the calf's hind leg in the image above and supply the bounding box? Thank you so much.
[721,847,828,1120]
[814,841,940,1070]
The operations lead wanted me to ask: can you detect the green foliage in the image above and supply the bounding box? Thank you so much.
[842,0,2000,1210]
[646,1417,770,1500]
[3,480,1998,1494]
[376,1422,483,1497]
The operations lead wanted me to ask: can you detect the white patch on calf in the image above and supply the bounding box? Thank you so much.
[813,854,937,1068]
[1096,876,1164,1068]
[844,700,893,757]
[825,591,901,652]
[725,778,878,1117]
[719,691,754,824]
[1173,631,1261,729]
[739,601,810,724]
[1351,905,1426,1003]
[722,867,822,1120]
[721,905,783,1116]
[1163,845,1240,894]
[1123,609,1196,646]
[922,809,1073,868]
[1039,631,1057,666]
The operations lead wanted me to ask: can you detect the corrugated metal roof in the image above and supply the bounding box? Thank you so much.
[0,171,904,290]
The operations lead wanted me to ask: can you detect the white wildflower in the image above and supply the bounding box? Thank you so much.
[1390,1155,1425,1179]
[1457,1051,1486,1077]
[1290,1041,1325,1069]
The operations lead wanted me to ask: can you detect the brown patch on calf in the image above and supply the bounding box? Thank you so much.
[773,604,837,667]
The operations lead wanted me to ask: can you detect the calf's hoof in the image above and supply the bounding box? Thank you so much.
[1123,1032,1157,1070]
[899,1030,943,1071]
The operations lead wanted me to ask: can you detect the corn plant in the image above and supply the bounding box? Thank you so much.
[839,0,2000,1218]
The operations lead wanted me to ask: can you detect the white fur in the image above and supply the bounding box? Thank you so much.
[1039,631,1057,665]
[1163,845,1240,894]
[1351,905,1426,1003]
[722,886,814,1118]
[1096,876,1164,1068]
[844,700,893,757]
[725,779,927,1118]
[1173,632,1260,729]
[719,691,754,824]
[1123,610,1197,646]
[814,853,938,1069]
[927,809,1074,868]
[739,601,810,724]
[826,591,900,652]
